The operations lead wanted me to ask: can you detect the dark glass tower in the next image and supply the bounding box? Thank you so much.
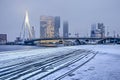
[54,16,60,38]
[63,21,69,38]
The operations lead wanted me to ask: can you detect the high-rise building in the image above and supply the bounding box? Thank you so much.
[40,16,47,38]
[40,16,54,38]
[0,34,7,44]
[91,24,97,38]
[90,23,105,38]
[98,23,105,38]
[32,26,35,39]
[54,16,60,38]
[40,16,60,38]
[63,21,69,38]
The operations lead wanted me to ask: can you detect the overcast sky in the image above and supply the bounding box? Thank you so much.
[0,0,120,41]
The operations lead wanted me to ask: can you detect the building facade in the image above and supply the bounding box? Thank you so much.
[91,24,97,38]
[32,26,35,39]
[91,23,105,38]
[63,21,69,38]
[40,16,60,38]
[98,23,105,38]
[54,16,60,38]
[0,34,7,44]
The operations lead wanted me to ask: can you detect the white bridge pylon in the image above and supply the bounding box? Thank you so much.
[20,10,33,40]
[24,11,33,40]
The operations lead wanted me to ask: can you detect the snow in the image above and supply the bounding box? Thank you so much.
[1,45,119,62]
[40,52,96,80]
[0,47,76,61]
[66,45,120,54]
[62,45,120,80]
[0,47,76,68]
[0,45,120,80]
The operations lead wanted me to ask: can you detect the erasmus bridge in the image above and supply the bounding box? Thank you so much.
[18,11,120,45]
[19,10,33,41]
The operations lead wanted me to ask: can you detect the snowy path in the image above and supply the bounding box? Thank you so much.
[0,47,96,80]
[0,45,120,80]
[62,45,120,80]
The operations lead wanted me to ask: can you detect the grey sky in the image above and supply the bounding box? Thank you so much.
[0,0,120,41]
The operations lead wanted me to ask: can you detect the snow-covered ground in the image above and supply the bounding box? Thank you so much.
[63,45,120,80]
[0,47,77,68]
[0,45,120,80]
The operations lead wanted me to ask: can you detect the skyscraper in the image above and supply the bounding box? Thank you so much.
[40,16,47,38]
[40,16,60,38]
[63,21,69,38]
[32,26,35,39]
[90,23,105,38]
[0,34,7,44]
[98,23,105,38]
[54,16,60,38]
[91,24,96,38]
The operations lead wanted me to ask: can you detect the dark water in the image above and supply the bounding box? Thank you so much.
[0,45,41,52]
